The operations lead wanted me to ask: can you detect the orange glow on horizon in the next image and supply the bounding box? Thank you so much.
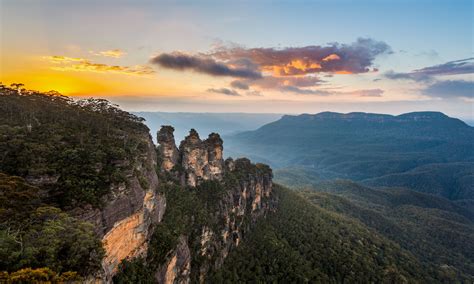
[0,51,199,98]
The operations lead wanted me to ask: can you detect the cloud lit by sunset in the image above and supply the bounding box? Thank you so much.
[0,0,472,119]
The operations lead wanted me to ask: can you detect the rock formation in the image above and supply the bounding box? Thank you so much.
[157,126,179,172]
[158,127,225,187]
[204,133,224,180]
[155,126,275,283]
[179,129,209,187]
[76,127,271,282]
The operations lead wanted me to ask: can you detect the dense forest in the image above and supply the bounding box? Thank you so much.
[210,185,473,282]
[304,180,474,277]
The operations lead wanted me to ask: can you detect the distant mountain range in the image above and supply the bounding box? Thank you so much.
[226,111,474,200]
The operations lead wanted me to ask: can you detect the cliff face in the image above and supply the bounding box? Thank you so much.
[71,133,166,281]
[154,126,274,283]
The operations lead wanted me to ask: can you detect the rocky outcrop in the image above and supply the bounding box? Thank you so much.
[155,129,275,283]
[204,133,224,180]
[78,126,272,283]
[157,126,179,172]
[179,129,209,187]
[158,127,225,187]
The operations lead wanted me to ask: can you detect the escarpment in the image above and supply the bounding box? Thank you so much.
[48,130,166,282]
[150,126,275,283]
[0,90,170,282]
[0,87,275,283]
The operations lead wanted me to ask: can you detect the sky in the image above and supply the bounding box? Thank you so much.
[1,0,473,119]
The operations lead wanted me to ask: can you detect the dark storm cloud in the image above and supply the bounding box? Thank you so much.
[423,80,473,99]
[207,88,241,96]
[150,53,262,79]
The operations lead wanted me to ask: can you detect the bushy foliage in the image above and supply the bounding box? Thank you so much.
[0,173,42,224]
[0,174,104,276]
[112,258,154,284]
[0,267,81,283]
[0,83,149,208]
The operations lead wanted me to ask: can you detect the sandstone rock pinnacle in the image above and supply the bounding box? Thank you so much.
[157,126,179,172]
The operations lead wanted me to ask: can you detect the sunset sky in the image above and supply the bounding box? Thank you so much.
[1,0,472,118]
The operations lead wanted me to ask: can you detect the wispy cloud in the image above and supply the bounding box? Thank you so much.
[414,57,474,76]
[92,49,127,58]
[45,55,154,76]
[384,58,474,82]
[207,88,241,96]
[384,70,431,82]
[230,80,249,90]
[246,90,262,96]
[281,86,384,97]
[47,56,84,63]
[354,89,385,97]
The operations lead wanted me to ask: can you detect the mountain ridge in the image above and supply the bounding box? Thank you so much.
[226,110,474,200]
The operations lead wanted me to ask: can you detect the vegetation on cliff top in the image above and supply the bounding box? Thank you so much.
[0,85,153,277]
[0,83,150,208]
